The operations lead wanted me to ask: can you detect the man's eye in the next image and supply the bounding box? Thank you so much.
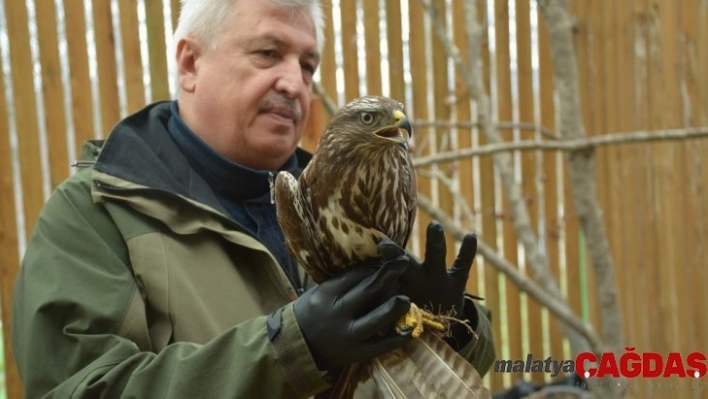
[302,63,316,75]
[260,49,278,58]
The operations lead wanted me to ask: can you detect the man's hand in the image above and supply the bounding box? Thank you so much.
[397,221,477,316]
[388,221,479,350]
[293,256,412,371]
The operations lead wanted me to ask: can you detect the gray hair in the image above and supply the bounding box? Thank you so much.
[173,0,324,50]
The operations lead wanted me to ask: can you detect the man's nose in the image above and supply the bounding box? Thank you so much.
[275,59,307,98]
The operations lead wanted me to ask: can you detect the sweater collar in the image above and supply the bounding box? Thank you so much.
[167,101,299,201]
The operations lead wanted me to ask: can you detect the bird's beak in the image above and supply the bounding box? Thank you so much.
[373,110,413,143]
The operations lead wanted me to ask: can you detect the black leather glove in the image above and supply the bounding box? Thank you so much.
[391,221,479,350]
[293,255,412,371]
[398,220,478,317]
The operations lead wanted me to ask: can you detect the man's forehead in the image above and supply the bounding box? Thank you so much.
[229,2,318,50]
[232,2,316,38]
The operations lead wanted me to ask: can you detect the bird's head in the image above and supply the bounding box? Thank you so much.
[324,96,412,149]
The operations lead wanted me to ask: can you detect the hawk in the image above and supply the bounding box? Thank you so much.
[275,96,489,398]
[276,96,415,283]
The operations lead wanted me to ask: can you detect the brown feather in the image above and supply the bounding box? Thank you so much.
[371,333,491,399]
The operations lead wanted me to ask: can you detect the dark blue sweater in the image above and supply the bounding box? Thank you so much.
[167,101,302,291]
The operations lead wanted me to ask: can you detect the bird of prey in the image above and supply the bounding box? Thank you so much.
[275,96,489,398]
[276,96,416,282]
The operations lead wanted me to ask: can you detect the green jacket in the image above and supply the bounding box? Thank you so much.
[11,102,495,398]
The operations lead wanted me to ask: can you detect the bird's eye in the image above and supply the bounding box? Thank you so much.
[360,112,375,124]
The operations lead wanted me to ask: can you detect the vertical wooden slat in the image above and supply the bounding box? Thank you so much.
[385,0,404,103]
[340,0,359,101]
[429,0,456,265]
[652,0,684,363]
[615,0,634,343]
[6,0,44,240]
[63,0,95,153]
[672,4,694,376]
[689,2,708,386]
[649,0,679,360]
[119,0,147,114]
[680,0,705,128]
[537,5,564,364]
[616,4,641,396]
[683,3,708,394]
[564,0,583,337]
[451,0,473,290]
[0,10,23,397]
[301,96,326,152]
[91,0,120,134]
[171,0,181,29]
[494,0,522,384]
[303,1,332,151]
[515,0,544,383]
[362,0,381,96]
[409,0,431,251]
[639,8,663,382]
[319,1,338,105]
[700,0,708,126]
[452,0,488,361]
[632,1,652,396]
[475,0,504,392]
[35,0,70,188]
[145,0,170,101]
[649,0,695,389]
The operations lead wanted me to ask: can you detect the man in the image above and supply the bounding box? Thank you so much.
[11,0,495,397]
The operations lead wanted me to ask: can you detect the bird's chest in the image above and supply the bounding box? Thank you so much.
[314,154,411,262]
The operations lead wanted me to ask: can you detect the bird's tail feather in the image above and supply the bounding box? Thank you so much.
[370,332,491,399]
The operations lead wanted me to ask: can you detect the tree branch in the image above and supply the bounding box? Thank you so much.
[412,120,561,140]
[538,0,624,355]
[413,126,708,167]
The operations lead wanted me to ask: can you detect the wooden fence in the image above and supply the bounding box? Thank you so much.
[1,1,707,398]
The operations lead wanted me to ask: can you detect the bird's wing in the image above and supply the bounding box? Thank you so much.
[274,171,329,283]
[370,332,491,399]
[402,154,417,248]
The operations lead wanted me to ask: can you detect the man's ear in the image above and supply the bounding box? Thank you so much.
[175,37,202,93]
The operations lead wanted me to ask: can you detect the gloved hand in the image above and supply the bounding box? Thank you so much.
[293,254,412,371]
[397,221,478,317]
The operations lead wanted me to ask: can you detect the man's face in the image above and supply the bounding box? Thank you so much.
[177,0,319,170]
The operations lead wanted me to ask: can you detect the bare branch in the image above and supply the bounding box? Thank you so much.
[414,126,708,167]
[416,194,604,354]
[413,120,561,140]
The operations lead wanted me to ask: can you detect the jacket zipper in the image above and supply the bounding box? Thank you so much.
[268,171,276,204]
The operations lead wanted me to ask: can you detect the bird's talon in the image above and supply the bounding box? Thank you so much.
[395,325,413,336]
[395,303,446,339]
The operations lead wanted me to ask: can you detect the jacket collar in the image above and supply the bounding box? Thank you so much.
[92,101,312,215]
[167,101,300,202]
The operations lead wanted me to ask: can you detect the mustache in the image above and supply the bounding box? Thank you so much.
[259,96,303,121]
